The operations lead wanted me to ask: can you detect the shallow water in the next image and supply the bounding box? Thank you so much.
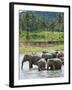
[19,54,64,80]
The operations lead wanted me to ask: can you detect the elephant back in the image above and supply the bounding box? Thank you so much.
[42,53,52,61]
[30,55,41,65]
[47,58,62,65]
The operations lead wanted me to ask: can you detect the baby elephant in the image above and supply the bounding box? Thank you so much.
[37,58,46,71]
[47,58,62,70]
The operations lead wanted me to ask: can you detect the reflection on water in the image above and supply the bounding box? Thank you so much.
[19,54,64,80]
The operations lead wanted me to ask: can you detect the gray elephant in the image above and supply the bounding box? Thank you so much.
[47,58,62,70]
[37,58,46,71]
[42,52,52,61]
[59,57,64,65]
[56,51,64,65]
[21,54,41,70]
[56,51,64,58]
[42,51,58,61]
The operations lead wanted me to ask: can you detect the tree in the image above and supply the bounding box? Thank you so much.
[48,21,55,32]
[25,11,31,40]
[55,13,64,32]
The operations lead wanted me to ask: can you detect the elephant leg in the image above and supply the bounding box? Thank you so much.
[58,65,61,69]
[47,65,51,70]
[45,58,48,62]
[47,67,48,70]
[38,64,45,71]
[53,65,55,70]
[42,64,45,70]
[55,65,61,70]
[50,65,55,70]
[47,65,49,70]
[29,62,33,69]
[51,66,53,70]
[38,66,41,71]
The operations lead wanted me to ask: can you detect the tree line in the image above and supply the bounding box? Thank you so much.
[19,11,64,40]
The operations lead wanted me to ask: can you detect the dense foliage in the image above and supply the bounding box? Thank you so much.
[19,11,64,42]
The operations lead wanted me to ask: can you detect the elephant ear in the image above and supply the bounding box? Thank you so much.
[24,55,30,62]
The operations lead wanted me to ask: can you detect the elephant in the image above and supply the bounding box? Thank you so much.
[50,51,58,58]
[59,57,64,65]
[56,51,64,58]
[37,58,46,71]
[21,54,41,70]
[42,52,52,61]
[56,51,64,65]
[42,51,58,61]
[47,58,62,70]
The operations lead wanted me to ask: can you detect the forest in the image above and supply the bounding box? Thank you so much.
[19,11,64,53]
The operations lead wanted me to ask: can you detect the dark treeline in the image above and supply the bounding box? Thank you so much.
[19,11,64,32]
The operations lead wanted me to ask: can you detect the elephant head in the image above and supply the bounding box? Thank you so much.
[47,58,62,70]
[21,54,41,70]
[57,51,64,58]
[37,58,46,71]
[21,54,32,70]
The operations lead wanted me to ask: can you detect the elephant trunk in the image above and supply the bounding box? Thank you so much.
[21,58,27,70]
[21,60,24,70]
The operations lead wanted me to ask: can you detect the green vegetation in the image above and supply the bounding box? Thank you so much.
[19,31,64,43]
[20,44,64,54]
[19,11,64,41]
[19,11,64,54]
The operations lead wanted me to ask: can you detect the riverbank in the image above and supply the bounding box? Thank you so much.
[19,44,64,54]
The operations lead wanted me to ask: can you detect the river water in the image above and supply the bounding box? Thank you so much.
[19,54,64,80]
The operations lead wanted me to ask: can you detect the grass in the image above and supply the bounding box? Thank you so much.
[19,44,64,54]
[19,31,64,43]
[19,31,64,54]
